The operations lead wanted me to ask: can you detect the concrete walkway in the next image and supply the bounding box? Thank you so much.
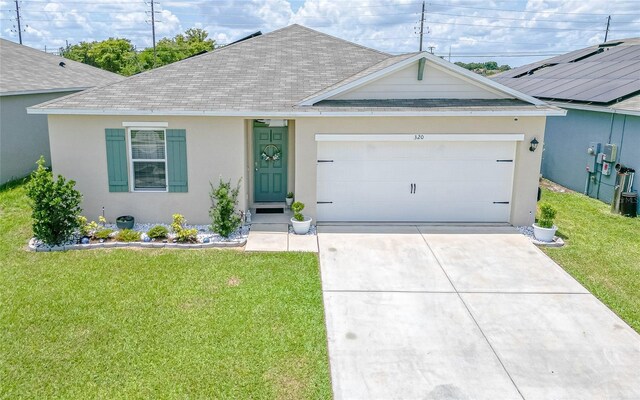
[319,225,640,400]
[245,223,318,252]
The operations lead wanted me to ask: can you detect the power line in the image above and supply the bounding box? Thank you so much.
[424,19,637,32]
[427,2,640,16]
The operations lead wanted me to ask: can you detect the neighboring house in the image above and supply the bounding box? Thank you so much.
[493,38,639,213]
[28,25,563,225]
[0,39,123,184]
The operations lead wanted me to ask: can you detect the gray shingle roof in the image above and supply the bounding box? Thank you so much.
[0,39,123,95]
[492,38,640,105]
[33,25,389,112]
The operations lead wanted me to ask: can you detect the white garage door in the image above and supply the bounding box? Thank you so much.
[316,134,519,222]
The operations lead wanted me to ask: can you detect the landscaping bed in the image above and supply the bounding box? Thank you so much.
[28,222,250,252]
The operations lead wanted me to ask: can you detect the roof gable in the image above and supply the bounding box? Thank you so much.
[300,52,545,106]
[0,38,123,95]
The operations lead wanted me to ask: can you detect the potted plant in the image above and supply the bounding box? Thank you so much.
[285,192,294,207]
[116,215,135,230]
[533,203,557,242]
[290,201,311,234]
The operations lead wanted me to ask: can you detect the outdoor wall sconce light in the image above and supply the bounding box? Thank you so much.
[529,138,539,152]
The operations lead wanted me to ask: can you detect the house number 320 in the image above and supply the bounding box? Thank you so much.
[414,134,424,140]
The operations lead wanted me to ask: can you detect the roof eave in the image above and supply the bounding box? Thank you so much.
[27,107,565,117]
[548,100,640,117]
[0,87,91,97]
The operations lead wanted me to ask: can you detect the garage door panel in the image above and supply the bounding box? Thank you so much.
[316,140,516,223]
[318,160,514,183]
[318,200,510,222]
[318,141,515,161]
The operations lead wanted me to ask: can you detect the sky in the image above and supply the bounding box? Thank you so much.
[1,0,639,67]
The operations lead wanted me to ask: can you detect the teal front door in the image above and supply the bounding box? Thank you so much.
[254,126,287,202]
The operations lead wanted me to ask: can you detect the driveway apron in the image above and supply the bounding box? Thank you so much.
[318,225,640,400]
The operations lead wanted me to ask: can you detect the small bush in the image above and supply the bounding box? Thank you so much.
[538,203,557,228]
[116,229,140,242]
[291,201,305,222]
[171,214,198,243]
[78,215,107,238]
[209,178,242,238]
[26,157,83,246]
[94,228,113,240]
[286,192,294,198]
[147,225,169,239]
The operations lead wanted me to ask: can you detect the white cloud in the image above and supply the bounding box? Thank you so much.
[0,0,637,65]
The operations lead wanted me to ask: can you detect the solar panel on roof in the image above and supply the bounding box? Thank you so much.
[491,38,640,104]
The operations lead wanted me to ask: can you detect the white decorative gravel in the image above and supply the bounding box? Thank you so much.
[517,225,565,247]
[288,225,317,236]
[29,222,251,251]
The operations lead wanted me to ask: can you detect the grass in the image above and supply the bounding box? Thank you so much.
[0,182,331,399]
[540,187,640,333]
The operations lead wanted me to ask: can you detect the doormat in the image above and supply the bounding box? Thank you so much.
[255,208,285,214]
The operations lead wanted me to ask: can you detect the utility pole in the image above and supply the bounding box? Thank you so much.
[427,46,435,54]
[604,15,611,43]
[14,0,22,44]
[419,0,425,51]
[448,46,451,62]
[151,0,157,66]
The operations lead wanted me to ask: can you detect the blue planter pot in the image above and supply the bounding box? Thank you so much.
[116,215,135,230]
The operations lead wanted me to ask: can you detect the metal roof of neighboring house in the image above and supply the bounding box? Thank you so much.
[492,38,640,106]
[0,38,124,96]
[29,25,558,116]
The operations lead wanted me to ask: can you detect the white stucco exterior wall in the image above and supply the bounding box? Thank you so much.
[48,115,246,225]
[294,116,546,226]
[47,114,546,226]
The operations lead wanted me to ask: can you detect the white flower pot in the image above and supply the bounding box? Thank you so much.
[532,223,557,242]
[291,217,312,235]
[285,197,294,207]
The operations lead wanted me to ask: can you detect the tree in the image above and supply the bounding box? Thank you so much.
[61,41,97,66]
[87,38,139,75]
[62,29,216,75]
[138,28,216,70]
[455,61,511,76]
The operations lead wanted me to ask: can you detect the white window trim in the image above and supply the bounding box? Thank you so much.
[122,121,169,127]
[128,127,169,193]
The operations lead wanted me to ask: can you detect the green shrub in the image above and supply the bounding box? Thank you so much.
[116,229,140,242]
[209,178,242,238]
[26,157,82,246]
[538,203,557,228]
[291,201,305,222]
[171,214,198,243]
[78,215,107,238]
[286,191,294,198]
[94,229,113,240]
[147,225,169,239]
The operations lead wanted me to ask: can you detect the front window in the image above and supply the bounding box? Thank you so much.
[130,129,167,191]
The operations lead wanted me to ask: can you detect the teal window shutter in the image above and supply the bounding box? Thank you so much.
[105,128,129,192]
[166,129,188,192]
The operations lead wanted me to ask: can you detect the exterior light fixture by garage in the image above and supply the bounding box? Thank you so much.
[529,138,539,152]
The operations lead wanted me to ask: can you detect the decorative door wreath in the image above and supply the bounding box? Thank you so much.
[260,144,281,161]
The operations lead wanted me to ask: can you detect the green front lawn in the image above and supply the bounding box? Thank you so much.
[540,187,640,333]
[0,182,330,399]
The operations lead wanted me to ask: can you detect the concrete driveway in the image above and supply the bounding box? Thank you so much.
[318,225,640,400]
